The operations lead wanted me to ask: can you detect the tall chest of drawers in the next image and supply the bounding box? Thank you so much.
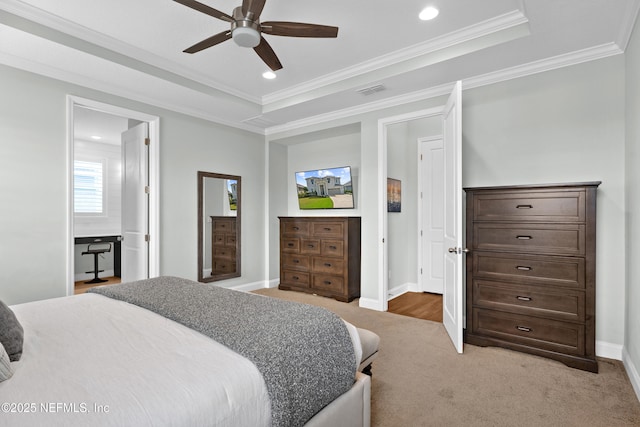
[464,182,600,372]
[210,216,237,276]
[279,217,361,302]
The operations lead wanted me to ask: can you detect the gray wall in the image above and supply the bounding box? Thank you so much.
[625,13,640,391]
[0,64,265,305]
[462,57,626,348]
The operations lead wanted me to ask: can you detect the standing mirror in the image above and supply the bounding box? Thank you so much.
[197,171,241,282]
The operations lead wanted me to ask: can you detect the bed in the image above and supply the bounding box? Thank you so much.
[0,276,372,427]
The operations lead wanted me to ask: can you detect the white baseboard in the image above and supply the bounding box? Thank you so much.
[596,340,623,360]
[266,278,279,288]
[622,348,640,402]
[388,284,409,300]
[74,269,115,282]
[358,297,384,311]
[230,280,270,292]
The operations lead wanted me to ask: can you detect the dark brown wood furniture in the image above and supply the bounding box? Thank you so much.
[211,216,237,276]
[279,217,361,302]
[464,182,600,372]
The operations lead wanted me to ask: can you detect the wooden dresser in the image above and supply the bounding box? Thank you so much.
[279,217,361,302]
[211,216,237,276]
[464,182,600,372]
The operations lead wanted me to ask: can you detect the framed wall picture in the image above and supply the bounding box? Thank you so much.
[387,178,401,212]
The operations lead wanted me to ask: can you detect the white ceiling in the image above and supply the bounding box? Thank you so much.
[0,0,638,134]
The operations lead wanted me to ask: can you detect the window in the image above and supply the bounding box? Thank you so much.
[74,160,105,214]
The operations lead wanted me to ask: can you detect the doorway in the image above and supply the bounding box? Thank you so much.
[66,96,160,296]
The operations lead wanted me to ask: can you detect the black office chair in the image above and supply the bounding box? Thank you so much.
[82,243,112,284]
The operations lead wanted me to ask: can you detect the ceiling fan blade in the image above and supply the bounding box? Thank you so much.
[174,0,233,23]
[183,31,232,53]
[242,0,266,20]
[253,37,282,71]
[261,22,338,38]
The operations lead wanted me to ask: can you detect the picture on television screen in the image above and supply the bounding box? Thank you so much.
[295,166,354,209]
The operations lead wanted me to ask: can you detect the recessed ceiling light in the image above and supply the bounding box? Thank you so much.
[419,6,439,21]
[262,71,277,80]
[90,135,102,140]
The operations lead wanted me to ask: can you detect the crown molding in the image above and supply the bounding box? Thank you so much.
[261,10,528,106]
[265,42,624,136]
[0,0,261,104]
[0,50,264,135]
[463,42,623,91]
[616,0,640,51]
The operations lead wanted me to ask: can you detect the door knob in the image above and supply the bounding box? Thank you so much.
[448,247,457,253]
[448,247,470,254]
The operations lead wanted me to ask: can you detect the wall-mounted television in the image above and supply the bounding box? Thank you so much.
[295,166,354,209]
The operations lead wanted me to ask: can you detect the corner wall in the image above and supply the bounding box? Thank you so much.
[0,64,266,305]
[624,8,640,400]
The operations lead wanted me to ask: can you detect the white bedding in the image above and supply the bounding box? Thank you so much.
[0,293,272,426]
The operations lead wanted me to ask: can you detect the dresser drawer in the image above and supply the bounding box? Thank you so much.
[321,240,344,257]
[281,238,300,253]
[473,308,585,355]
[473,279,585,322]
[281,253,310,271]
[300,239,321,255]
[213,233,225,245]
[213,261,236,274]
[312,274,345,294]
[225,235,237,246]
[213,247,235,261]
[473,223,585,256]
[472,190,585,222]
[312,257,345,275]
[473,252,585,289]
[213,219,236,232]
[311,221,344,238]
[282,221,310,236]
[281,270,310,287]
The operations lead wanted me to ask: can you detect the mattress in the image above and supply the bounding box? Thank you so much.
[0,293,271,426]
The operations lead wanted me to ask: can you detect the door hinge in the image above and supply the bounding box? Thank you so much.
[145,234,150,242]
[145,186,150,194]
[420,154,423,161]
[144,137,150,146]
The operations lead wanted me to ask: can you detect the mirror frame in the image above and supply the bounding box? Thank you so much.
[197,171,241,283]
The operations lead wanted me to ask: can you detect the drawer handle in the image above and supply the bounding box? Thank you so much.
[293,259,300,263]
[292,276,299,280]
[292,226,300,231]
[329,245,337,250]
[516,204,533,209]
[516,266,532,271]
[307,244,315,248]
[516,296,532,301]
[516,326,532,333]
[323,280,332,285]
[516,235,532,240]
[287,243,294,247]
[324,227,331,231]
[324,263,332,267]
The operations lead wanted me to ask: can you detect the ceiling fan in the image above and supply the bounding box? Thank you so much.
[174,0,339,71]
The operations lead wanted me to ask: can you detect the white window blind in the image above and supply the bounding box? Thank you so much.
[74,160,104,214]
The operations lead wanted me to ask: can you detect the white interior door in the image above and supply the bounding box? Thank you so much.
[442,81,464,353]
[121,122,149,282]
[419,137,444,294]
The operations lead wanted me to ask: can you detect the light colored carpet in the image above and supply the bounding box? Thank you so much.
[253,288,640,427]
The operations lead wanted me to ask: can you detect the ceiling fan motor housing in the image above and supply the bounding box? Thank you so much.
[231,6,260,48]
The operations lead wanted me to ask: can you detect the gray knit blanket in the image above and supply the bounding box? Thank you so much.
[88,276,356,427]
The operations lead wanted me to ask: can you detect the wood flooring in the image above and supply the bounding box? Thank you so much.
[74,276,121,295]
[387,291,443,323]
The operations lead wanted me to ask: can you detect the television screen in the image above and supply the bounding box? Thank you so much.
[295,166,354,209]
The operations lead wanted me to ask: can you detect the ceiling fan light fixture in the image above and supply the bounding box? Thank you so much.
[262,71,277,79]
[232,27,261,48]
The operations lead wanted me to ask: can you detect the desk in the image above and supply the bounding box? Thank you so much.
[75,235,122,277]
